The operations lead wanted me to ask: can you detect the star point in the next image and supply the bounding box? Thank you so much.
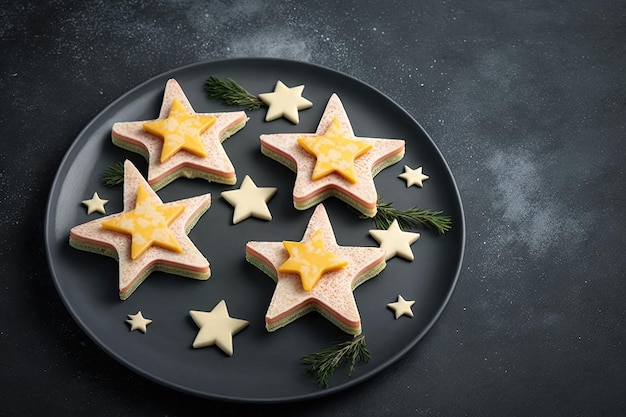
[81,192,108,215]
[126,311,153,333]
[387,295,415,319]
[369,219,420,261]
[399,165,429,188]
[258,80,312,124]
[189,300,249,356]
[221,175,277,224]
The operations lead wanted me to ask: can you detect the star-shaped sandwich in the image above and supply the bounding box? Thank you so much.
[369,219,420,261]
[69,160,212,300]
[260,94,405,218]
[245,204,387,335]
[258,80,312,124]
[221,175,277,224]
[189,300,249,356]
[111,78,248,191]
[399,165,429,188]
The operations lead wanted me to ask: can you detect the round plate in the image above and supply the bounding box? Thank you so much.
[45,58,465,403]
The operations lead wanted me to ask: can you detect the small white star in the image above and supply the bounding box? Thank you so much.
[126,311,153,333]
[258,80,313,124]
[81,192,109,215]
[221,175,277,224]
[369,219,420,261]
[399,165,429,188]
[190,300,249,356]
[387,295,415,319]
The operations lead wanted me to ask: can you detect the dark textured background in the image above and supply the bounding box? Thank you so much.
[1,1,624,415]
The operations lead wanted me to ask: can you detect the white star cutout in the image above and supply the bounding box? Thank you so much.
[221,175,277,224]
[387,295,415,319]
[399,165,429,187]
[126,311,152,333]
[189,300,249,356]
[258,80,313,124]
[369,219,420,261]
[81,192,108,215]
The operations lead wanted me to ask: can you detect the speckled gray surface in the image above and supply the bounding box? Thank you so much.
[1,0,625,415]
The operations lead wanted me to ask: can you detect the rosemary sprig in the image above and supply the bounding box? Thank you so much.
[102,161,125,186]
[365,199,452,234]
[205,76,265,110]
[300,334,371,388]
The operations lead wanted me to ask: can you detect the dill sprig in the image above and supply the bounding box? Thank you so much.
[365,199,452,234]
[205,76,265,110]
[102,161,125,186]
[300,334,371,388]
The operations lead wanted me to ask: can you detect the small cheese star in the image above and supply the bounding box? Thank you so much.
[369,219,420,261]
[279,229,348,291]
[142,98,216,163]
[258,80,313,124]
[399,165,429,187]
[387,295,415,319]
[189,300,249,356]
[221,175,277,224]
[126,311,153,333]
[81,192,108,215]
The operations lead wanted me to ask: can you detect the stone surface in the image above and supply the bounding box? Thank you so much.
[2,0,625,416]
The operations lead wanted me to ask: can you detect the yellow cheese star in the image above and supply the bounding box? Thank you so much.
[279,229,348,291]
[297,118,372,183]
[258,80,313,124]
[142,98,216,163]
[101,185,185,259]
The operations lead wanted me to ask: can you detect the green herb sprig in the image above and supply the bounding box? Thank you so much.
[205,76,265,110]
[102,161,125,186]
[365,199,452,234]
[300,334,371,388]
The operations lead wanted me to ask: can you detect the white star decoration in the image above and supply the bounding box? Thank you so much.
[81,192,108,215]
[245,204,386,335]
[258,80,313,124]
[260,94,405,217]
[189,300,249,356]
[221,175,277,224]
[69,160,211,300]
[111,78,247,190]
[399,165,429,188]
[387,295,415,319]
[369,219,420,261]
[126,311,152,333]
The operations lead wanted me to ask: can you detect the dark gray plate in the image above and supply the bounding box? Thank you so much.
[45,58,465,403]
